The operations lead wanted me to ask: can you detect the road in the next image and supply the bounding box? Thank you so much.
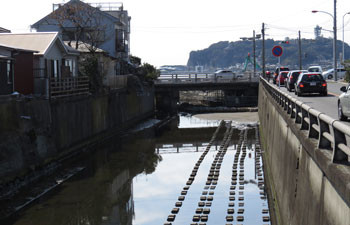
[271,80,350,125]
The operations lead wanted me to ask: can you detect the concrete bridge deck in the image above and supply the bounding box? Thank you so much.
[154,73,260,112]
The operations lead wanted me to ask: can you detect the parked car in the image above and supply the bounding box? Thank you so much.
[307,66,323,73]
[322,68,346,79]
[294,73,327,96]
[276,71,289,85]
[273,67,289,84]
[338,85,350,121]
[286,70,307,92]
[211,70,235,79]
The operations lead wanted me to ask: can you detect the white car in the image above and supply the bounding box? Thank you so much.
[211,70,236,79]
[338,85,350,121]
[308,66,323,73]
[322,68,346,80]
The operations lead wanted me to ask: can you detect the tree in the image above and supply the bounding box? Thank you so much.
[45,0,108,52]
[137,63,160,82]
[343,60,350,82]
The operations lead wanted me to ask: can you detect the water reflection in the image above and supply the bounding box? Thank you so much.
[6,130,161,225]
[5,114,269,225]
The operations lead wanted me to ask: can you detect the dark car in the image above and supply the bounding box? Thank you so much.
[273,67,289,84]
[286,70,307,92]
[294,73,327,96]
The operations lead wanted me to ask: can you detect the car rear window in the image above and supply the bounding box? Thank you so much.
[308,68,320,72]
[275,67,289,74]
[301,74,324,81]
[282,73,288,78]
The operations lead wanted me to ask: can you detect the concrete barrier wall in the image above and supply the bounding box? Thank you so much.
[0,87,154,181]
[259,83,350,225]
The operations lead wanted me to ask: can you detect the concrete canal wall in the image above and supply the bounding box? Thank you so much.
[0,87,154,183]
[258,81,350,225]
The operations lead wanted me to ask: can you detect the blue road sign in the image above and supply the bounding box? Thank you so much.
[272,46,283,57]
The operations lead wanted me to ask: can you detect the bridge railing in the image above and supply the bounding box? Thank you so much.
[155,72,260,84]
[261,77,350,164]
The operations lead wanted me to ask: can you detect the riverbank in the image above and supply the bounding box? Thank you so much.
[0,87,155,208]
[0,115,169,221]
[193,112,259,123]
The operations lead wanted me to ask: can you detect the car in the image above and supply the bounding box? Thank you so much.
[294,73,327,96]
[286,70,307,92]
[276,71,289,85]
[322,68,346,79]
[211,70,235,80]
[273,66,289,84]
[307,66,323,73]
[338,85,350,121]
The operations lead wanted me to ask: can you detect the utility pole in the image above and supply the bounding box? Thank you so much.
[298,31,302,70]
[253,30,256,75]
[334,0,338,81]
[262,23,266,78]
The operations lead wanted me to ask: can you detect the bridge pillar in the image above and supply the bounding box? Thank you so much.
[223,84,259,107]
[155,90,179,114]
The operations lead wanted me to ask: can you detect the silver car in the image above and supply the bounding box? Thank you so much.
[338,85,350,121]
[323,68,346,80]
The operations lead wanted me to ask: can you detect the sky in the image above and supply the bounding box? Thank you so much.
[2,0,350,67]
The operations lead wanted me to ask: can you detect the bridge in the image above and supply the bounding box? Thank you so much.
[154,72,260,112]
[259,77,350,225]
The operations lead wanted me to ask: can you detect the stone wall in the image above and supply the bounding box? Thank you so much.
[258,83,350,225]
[0,87,154,182]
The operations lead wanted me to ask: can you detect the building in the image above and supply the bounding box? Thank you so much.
[0,32,81,98]
[31,0,131,75]
[0,44,35,95]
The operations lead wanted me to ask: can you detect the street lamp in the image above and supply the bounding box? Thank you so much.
[343,12,350,62]
[312,7,338,81]
[240,31,261,75]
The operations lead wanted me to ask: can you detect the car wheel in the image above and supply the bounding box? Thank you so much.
[338,102,347,121]
[328,74,333,79]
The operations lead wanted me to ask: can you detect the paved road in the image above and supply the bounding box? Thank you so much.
[272,80,350,125]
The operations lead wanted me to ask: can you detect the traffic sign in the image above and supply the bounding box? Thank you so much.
[272,45,283,57]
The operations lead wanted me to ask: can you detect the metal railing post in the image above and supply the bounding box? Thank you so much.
[291,100,296,118]
[332,122,349,162]
[308,109,319,138]
[301,104,309,130]
[318,114,332,150]
[295,103,302,124]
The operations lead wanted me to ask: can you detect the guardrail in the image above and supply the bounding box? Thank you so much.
[261,77,350,164]
[155,72,260,84]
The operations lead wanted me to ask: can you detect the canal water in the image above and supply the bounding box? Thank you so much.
[4,114,271,225]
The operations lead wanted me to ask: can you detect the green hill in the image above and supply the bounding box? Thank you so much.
[187,37,350,69]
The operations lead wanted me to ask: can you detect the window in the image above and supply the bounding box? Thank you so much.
[51,60,59,78]
[301,74,323,81]
[7,60,13,84]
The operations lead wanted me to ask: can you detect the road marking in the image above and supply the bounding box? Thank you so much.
[328,92,339,97]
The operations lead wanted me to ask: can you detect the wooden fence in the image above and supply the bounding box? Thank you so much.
[50,76,90,99]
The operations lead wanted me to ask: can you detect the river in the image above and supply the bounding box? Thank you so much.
[3,113,271,225]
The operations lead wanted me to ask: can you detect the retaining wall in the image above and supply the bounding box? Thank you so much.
[0,87,154,182]
[259,81,350,225]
